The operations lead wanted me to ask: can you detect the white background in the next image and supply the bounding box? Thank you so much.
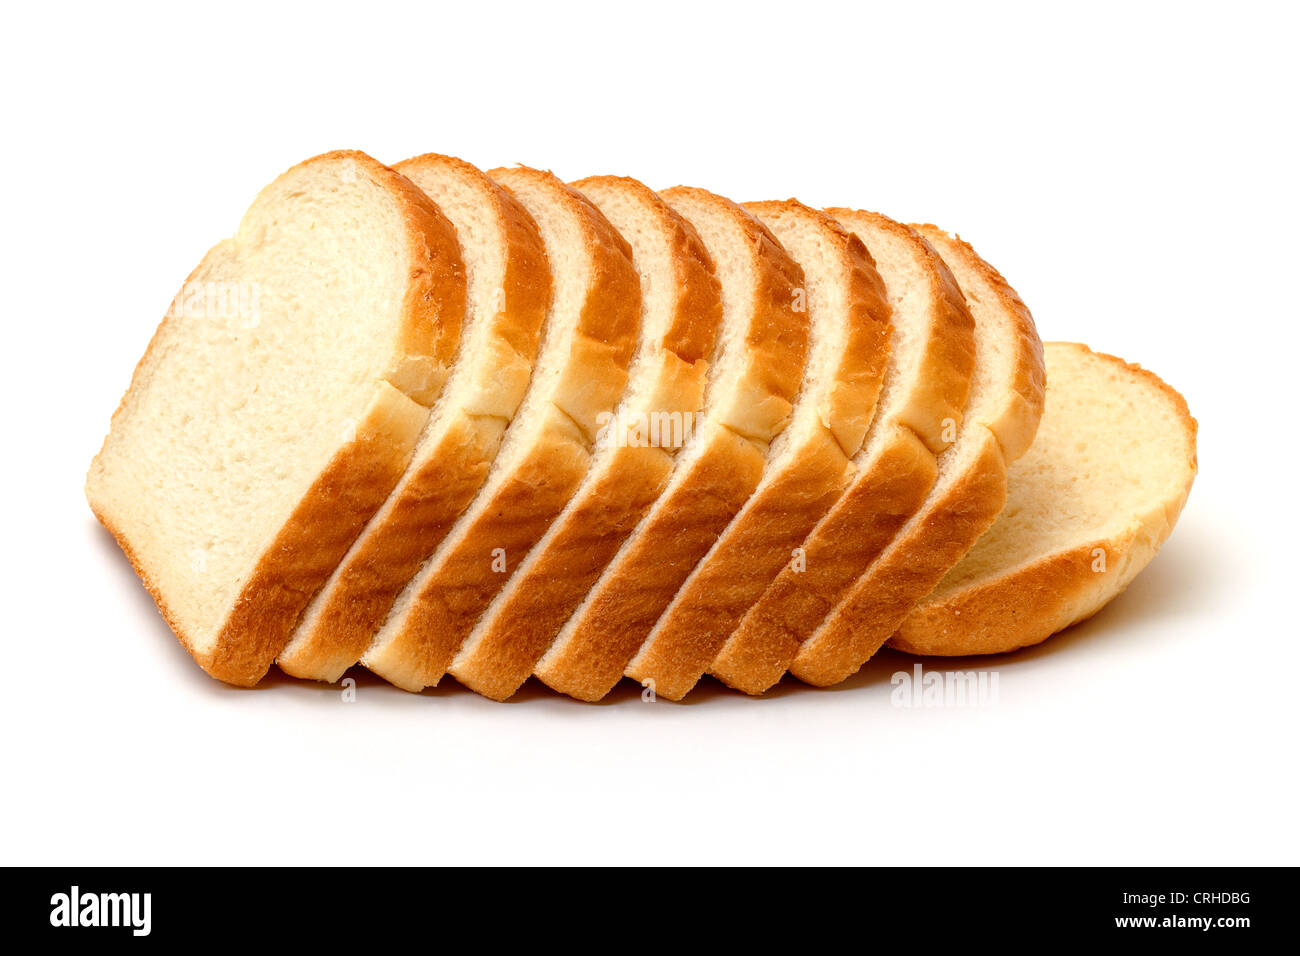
[2,1,1296,865]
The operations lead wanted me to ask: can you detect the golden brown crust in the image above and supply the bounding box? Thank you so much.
[621,202,893,701]
[828,211,977,453]
[626,429,855,700]
[891,343,1197,656]
[490,167,642,441]
[450,446,675,700]
[711,424,937,694]
[789,227,1046,687]
[203,385,429,685]
[573,176,721,368]
[791,432,1008,686]
[363,169,642,691]
[377,155,467,404]
[708,212,976,695]
[893,534,1130,657]
[86,151,467,686]
[276,154,553,682]
[445,177,724,700]
[276,413,504,681]
[745,200,892,456]
[914,225,1046,462]
[364,409,592,691]
[534,425,767,701]
[661,187,807,441]
[402,155,553,364]
[529,191,810,701]
[93,385,431,688]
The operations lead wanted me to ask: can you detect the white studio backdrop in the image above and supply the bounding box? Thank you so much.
[0,0,1295,865]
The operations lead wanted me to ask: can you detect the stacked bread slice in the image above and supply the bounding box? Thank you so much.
[623,201,892,700]
[711,212,977,693]
[891,342,1197,657]
[786,225,1047,686]
[88,150,1196,698]
[87,151,467,686]
[363,167,642,691]
[447,177,722,700]
[536,188,810,700]
[277,154,551,682]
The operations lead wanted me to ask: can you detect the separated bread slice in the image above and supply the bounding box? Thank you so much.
[892,342,1196,656]
[534,188,808,702]
[277,154,551,682]
[710,211,976,694]
[790,226,1046,686]
[624,201,893,701]
[447,177,722,700]
[86,150,466,686]
[361,167,641,692]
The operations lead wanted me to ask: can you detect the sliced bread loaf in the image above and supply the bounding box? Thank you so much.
[892,342,1196,656]
[533,188,809,702]
[447,177,722,700]
[789,225,1046,686]
[624,200,893,701]
[86,150,466,686]
[361,167,641,692]
[710,211,976,694]
[277,154,551,682]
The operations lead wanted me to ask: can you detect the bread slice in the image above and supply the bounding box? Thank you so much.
[711,211,977,694]
[361,167,641,692]
[86,150,466,686]
[446,177,722,700]
[892,342,1196,656]
[276,154,551,682]
[789,225,1046,686]
[533,188,809,702]
[624,201,893,701]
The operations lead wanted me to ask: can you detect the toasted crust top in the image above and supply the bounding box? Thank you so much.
[396,153,552,366]
[745,199,892,458]
[490,166,640,361]
[661,186,808,445]
[828,209,976,455]
[913,224,1045,461]
[573,175,721,367]
[488,166,642,443]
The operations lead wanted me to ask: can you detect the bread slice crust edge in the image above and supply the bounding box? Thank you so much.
[789,225,1046,687]
[532,188,809,702]
[624,200,893,700]
[276,153,552,682]
[361,167,642,692]
[891,342,1197,656]
[86,150,466,686]
[709,212,976,694]
[446,176,723,701]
